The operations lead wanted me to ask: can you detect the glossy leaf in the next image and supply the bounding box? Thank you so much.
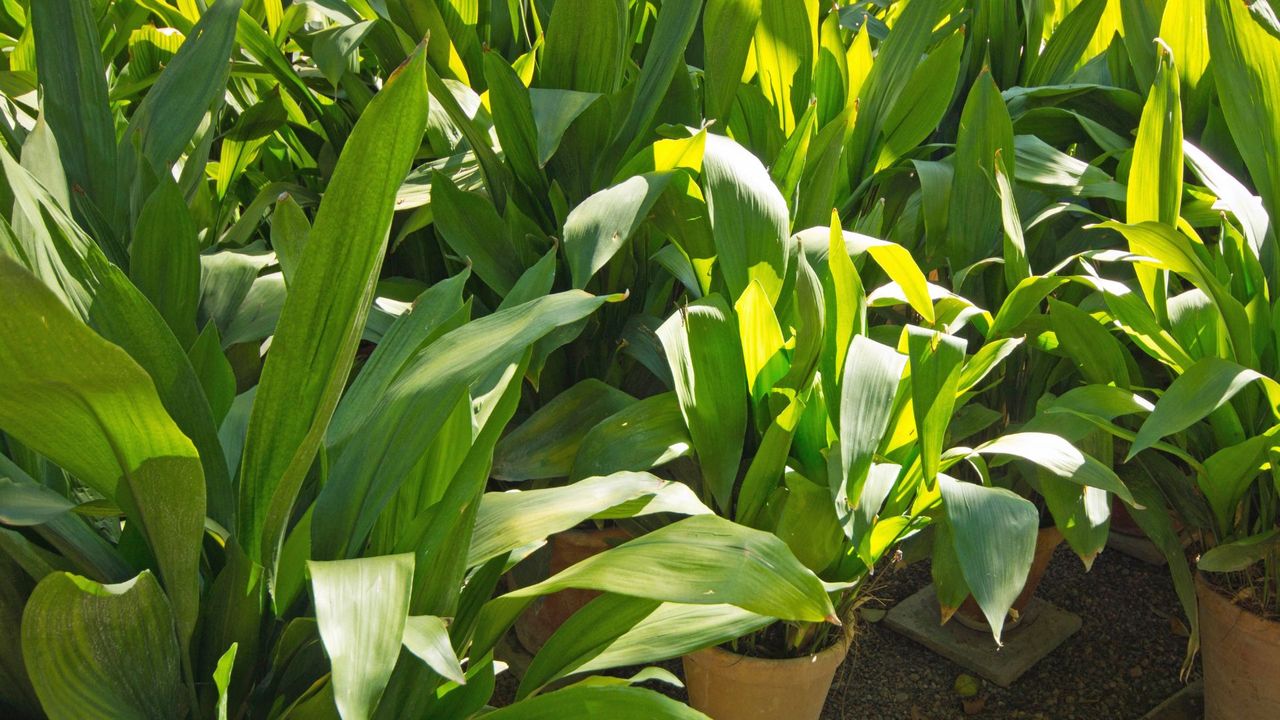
[701,134,791,304]
[658,297,749,512]
[22,572,183,720]
[238,47,430,565]
[401,615,465,685]
[1130,358,1280,458]
[469,472,711,567]
[472,514,837,657]
[30,0,116,218]
[571,393,693,480]
[310,554,414,720]
[0,257,203,651]
[938,474,1038,645]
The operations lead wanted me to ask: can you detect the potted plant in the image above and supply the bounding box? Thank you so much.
[1049,3,1280,711]
[0,33,845,718]
[555,202,1127,717]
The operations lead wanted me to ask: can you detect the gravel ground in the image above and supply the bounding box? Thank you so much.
[821,544,1197,719]
[496,542,1199,719]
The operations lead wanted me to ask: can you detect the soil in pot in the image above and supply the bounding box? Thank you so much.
[1197,573,1280,720]
[682,626,854,720]
[512,526,631,653]
[954,526,1063,632]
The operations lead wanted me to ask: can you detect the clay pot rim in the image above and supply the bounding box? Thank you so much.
[1195,571,1280,627]
[685,624,855,671]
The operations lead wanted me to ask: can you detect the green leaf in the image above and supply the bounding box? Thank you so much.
[947,70,1015,268]
[844,0,957,184]
[938,474,1038,645]
[313,20,375,87]
[472,514,837,657]
[469,472,711,567]
[1160,0,1212,129]
[994,152,1029,287]
[565,173,674,288]
[0,257,204,653]
[529,89,603,165]
[213,643,237,720]
[30,0,116,218]
[703,0,761,122]
[1048,298,1130,387]
[401,615,465,685]
[958,337,1023,393]
[22,572,183,720]
[1026,0,1108,86]
[735,280,789,401]
[701,134,792,304]
[754,0,818,133]
[1208,0,1280,267]
[1199,529,1280,572]
[1129,358,1280,458]
[120,0,243,182]
[326,272,470,448]
[0,476,75,527]
[310,554,414,720]
[1127,41,1183,308]
[493,380,637,482]
[864,237,936,324]
[489,685,710,720]
[658,297,749,512]
[187,323,236,426]
[775,472,844,572]
[271,193,310,287]
[130,179,200,347]
[1201,433,1273,534]
[313,290,614,561]
[874,31,963,171]
[1184,141,1268,255]
[430,171,522,295]
[907,327,966,482]
[1095,221,1253,364]
[522,597,768,697]
[540,0,627,93]
[834,336,908,521]
[989,276,1069,337]
[426,64,512,212]
[238,46,430,566]
[571,392,693,480]
[483,50,544,194]
[2,146,234,528]
[610,0,702,161]
[819,219,865,399]
[972,432,1136,505]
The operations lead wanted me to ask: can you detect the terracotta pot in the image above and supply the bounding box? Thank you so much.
[513,526,631,653]
[955,526,1063,631]
[1198,573,1280,720]
[682,628,853,720]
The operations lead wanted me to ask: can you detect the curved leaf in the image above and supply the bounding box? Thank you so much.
[1129,358,1280,458]
[488,684,708,720]
[0,258,203,651]
[22,572,183,720]
[570,393,693,481]
[309,554,414,720]
[468,472,711,567]
[938,474,1038,645]
[701,134,792,303]
[239,46,431,565]
[658,297,748,512]
[471,515,837,657]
